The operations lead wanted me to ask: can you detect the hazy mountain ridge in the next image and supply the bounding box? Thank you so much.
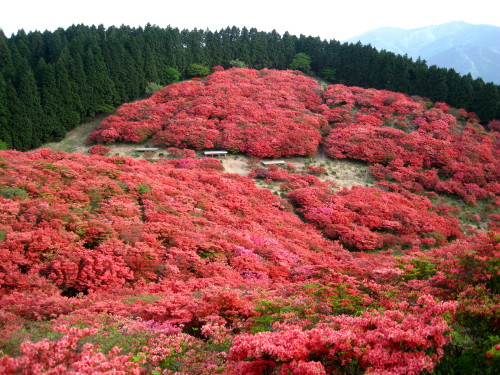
[347,21,500,84]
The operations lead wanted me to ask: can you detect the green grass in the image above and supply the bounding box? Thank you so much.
[0,322,64,357]
[39,113,111,153]
[428,194,497,230]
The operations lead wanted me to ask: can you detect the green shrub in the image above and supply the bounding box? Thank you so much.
[164,67,181,84]
[187,64,210,78]
[145,82,163,95]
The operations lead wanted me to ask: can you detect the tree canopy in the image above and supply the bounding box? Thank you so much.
[290,52,312,73]
[164,67,181,85]
[187,63,211,78]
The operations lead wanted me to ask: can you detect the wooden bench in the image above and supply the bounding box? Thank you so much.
[204,151,228,158]
[261,160,286,166]
[134,148,159,152]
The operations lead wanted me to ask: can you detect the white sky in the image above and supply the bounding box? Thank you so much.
[1,0,499,41]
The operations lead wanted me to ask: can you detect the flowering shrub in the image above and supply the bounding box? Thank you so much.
[88,145,111,156]
[89,68,326,157]
[321,85,499,204]
[0,326,140,374]
[212,65,224,72]
[166,147,196,159]
[288,185,462,251]
[196,158,224,170]
[228,296,455,375]
[1,74,499,373]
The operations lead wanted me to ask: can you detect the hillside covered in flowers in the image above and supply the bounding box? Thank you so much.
[0,68,499,374]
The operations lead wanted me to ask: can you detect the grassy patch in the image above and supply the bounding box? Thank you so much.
[0,186,28,199]
[429,194,497,230]
[39,113,111,153]
[0,322,64,357]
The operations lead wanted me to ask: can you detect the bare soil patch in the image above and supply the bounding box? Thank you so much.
[220,156,251,175]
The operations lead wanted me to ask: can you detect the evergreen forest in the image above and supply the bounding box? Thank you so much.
[1,24,499,151]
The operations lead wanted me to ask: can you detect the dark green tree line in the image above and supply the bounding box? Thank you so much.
[0,25,498,150]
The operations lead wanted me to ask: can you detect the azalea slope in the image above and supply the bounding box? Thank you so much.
[1,70,499,374]
[89,68,327,158]
[0,149,497,374]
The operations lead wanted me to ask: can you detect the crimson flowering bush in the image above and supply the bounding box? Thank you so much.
[166,147,196,159]
[488,119,500,132]
[0,149,347,297]
[87,145,110,156]
[395,232,499,299]
[152,117,221,149]
[0,149,356,372]
[321,85,499,204]
[306,165,327,176]
[288,185,461,251]
[89,68,327,157]
[0,326,140,374]
[241,161,498,373]
[88,73,499,206]
[228,296,455,375]
[196,158,224,170]
[212,66,224,72]
[249,164,329,191]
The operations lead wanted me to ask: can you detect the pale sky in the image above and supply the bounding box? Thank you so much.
[1,0,499,41]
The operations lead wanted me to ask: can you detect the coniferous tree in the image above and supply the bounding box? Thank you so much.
[267,30,285,69]
[446,69,470,110]
[11,47,44,149]
[0,30,14,148]
[43,29,65,63]
[205,30,223,67]
[28,31,45,65]
[56,47,84,125]
[0,30,14,79]
[165,27,186,73]
[296,35,324,73]
[0,74,10,148]
[141,26,162,84]
[250,29,272,69]
[35,57,63,141]
[83,39,117,115]
[427,65,449,102]
[221,27,239,64]
[411,58,429,94]
[236,27,251,66]
[10,30,32,65]
[391,55,411,93]
[281,32,297,67]
[181,29,207,68]
[474,81,500,121]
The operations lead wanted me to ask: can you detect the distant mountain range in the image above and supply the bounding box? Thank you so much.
[346,21,500,84]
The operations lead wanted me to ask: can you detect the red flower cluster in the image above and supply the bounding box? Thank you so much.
[229,296,455,375]
[321,85,500,203]
[0,149,345,298]
[87,145,110,156]
[89,69,327,158]
[288,185,462,251]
